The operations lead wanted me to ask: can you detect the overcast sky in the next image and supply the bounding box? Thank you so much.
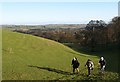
[1,2,118,25]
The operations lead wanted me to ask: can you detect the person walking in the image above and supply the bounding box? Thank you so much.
[71,57,80,74]
[99,57,106,73]
[85,59,94,77]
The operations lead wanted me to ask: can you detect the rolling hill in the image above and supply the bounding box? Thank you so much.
[0,28,2,81]
[2,29,119,80]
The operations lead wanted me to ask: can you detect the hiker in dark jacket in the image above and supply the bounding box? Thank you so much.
[99,57,106,73]
[71,57,80,73]
[85,59,94,76]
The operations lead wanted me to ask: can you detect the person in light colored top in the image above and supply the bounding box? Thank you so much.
[85,59,94,77]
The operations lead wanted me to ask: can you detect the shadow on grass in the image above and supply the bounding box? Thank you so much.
[64,43,119,73]
[28,65,73,75]
[28,65,93,80]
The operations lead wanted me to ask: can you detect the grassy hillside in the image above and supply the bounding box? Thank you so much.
[0,28,2,81]
[2,29,119,80]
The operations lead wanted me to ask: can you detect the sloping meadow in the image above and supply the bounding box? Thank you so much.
[2,29,119,80]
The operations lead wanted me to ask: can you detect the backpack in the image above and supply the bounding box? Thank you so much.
[76,60,80,67]
[88,61,94,68]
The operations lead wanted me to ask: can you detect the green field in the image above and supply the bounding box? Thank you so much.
[0,28,2,81]
[2,29,119,80]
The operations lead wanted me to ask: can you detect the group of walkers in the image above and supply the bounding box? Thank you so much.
[71,57,106,76]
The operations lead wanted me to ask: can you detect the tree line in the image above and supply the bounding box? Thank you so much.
[13,16,120,51]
